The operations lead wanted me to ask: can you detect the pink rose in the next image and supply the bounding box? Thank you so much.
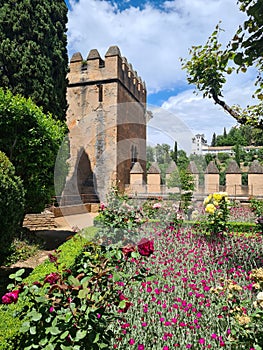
[137,238,154,257]
[122,243,136,257]
[2,290,20,304]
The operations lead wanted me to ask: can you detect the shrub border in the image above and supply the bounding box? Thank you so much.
[0,226,97,350]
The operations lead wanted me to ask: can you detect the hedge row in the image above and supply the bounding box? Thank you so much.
[186,220,259,233]
[0,226,97,350]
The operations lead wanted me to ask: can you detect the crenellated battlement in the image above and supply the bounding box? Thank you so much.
[68,45,146,104]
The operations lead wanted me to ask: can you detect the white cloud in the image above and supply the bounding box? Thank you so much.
[68,0,246,92]
[67,0,257,151]
[161,71,257,144]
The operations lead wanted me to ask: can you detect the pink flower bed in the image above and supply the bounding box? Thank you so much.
[110,225,263,349]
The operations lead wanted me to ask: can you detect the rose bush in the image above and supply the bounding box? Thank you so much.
[2,236,154,349]
[203,192,230,235]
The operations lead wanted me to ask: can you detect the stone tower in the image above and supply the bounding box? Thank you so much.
[63,46,147,203]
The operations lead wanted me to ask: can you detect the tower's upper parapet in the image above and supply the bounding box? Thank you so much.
[68,45,146,104]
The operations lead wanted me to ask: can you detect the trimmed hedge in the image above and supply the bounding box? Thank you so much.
[185,220,259,233]
[0,226,97,350]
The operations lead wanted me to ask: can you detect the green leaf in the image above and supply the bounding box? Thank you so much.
[20,321,30,333]
[118,300,127,309]
[75,329,87,340]
[68,275,81,286]
[115,250,122,260]
[60,330,69,339]
[131,251,139,258]
[30,326,37,335]
[30,311,42,322]
[113,273,120,282]
[39,338,48,346]
[50,326,61,335]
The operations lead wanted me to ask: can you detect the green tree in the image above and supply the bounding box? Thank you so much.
[170,141,178,163]
[0,0,68,120]
[181,0,263,129]
[167,168,195,213]
[156,144,172,164]
[234,143,241,167]
[0,89,65,213]
[177,149,189,170]
[211,133,217,146]
[205,153,216,166]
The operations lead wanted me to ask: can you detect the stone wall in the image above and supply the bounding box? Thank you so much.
[23,213,56,231]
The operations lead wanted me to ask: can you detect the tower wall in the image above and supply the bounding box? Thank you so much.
[64,46,147,203]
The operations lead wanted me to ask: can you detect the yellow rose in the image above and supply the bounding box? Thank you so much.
[212,193,222,201]
[205,203,216,214]
[203,194,212,206]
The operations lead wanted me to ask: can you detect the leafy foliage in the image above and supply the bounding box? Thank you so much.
[214,125,263,146]
[0,151,25,261]
[181,0,263,129]
[3,240,152,349]
[0,88,65,213]
[0,0,68,120]
[0,230,97,350]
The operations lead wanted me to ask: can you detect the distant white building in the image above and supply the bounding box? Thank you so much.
[191,133,263,155]
[191,134,207,155]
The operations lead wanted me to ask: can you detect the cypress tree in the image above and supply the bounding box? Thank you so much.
[171,141,178,163]
[211,132,216,146]
[0,0,68,121]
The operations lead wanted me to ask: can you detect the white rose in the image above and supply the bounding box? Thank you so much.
[256,292,263,301]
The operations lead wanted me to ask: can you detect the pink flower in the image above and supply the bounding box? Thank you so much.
[1,290,20,304]
[138,345,145,350]
[153,202,162,209]
[122,244,136,258]
[129,338,135,345]
[100,202,106,210]
[137,238,154,257]
[199,338,205,344]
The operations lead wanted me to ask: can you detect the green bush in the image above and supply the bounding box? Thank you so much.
[0,227,97,349]
[0,151,25,262]
[0,88,65,213]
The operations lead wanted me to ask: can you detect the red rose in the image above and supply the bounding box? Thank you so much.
[2,290,20,304]
[44,272,60,285]
[137,238,154,257]
[122,244,136,257]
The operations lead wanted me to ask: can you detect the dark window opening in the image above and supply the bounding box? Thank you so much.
[97,84,103,102]
[131,145,138,168]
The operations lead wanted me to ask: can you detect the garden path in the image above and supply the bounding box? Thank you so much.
[11,212,98,269]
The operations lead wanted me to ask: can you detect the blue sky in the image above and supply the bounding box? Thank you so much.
[65,0,257,149]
